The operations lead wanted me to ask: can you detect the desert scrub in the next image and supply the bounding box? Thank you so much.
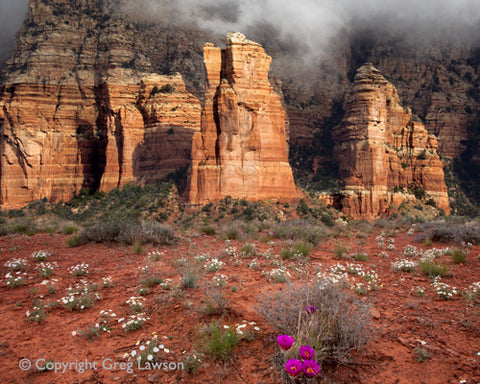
[419,259,449,278]
[335,243,349,259]
[280,241,313,260]
[183,351,204,374]
[176,258,202,289]
[199,225,216,236]
[271,220,327,246]
[452,248,467,264]
[257,281,373,365]
[199,284,230,316]
[413,221,480,245]
[75,221,176,246]
[197,320,239,361]
[240,242,256,258]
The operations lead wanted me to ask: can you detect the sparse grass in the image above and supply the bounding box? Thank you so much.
[271,220,327,246]
[353,252,368,261]
[280,241,313,260]
[199,225,216,236]
[199,285,230,316]
[177,259,202,289]
[452,248,467,264]
[413,346,431,362]
[240,243,256,258]
[133,240,143,255]
[420,259,449,278]
[335,243,349,258]
[198,319,239,362]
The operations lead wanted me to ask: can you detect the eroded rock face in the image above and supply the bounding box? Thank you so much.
[0,0,201,208]
[333,63,450,219]
[187,33,299,204]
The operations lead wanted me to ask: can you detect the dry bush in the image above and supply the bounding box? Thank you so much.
[257,281,373,366]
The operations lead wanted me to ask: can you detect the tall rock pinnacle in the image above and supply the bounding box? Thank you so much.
[333,63,450,219]
[187,32,299,203]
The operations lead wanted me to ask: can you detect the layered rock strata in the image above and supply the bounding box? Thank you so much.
[0,0,201,208]
[333,63,450,219]
[187,33,299,204]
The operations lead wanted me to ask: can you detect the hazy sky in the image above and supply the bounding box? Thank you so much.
[0,0,29,63]
[1,0,480,64]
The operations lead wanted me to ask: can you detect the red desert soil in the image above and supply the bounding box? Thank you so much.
[0,228,479,384]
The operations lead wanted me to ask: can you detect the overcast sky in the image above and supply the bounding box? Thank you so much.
[1,0,480,64]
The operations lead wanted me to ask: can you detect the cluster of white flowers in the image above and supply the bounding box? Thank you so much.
[403,245,420,258]
[102,276,114,288]
[5,258,28,271]
[267,268,290,282]
[411,286,425,296]
[147,250,164,261]
[262,248,275,258]
[123,333,170,363]
[61,281,100,310]
[391,259,417,272]
[224,320,260,337]
[204,258,224,272]
[69,262,89,276]
[160,279,173,290]
[248,259,259,269]
[407,226,416,235]
[212,274,228,287]
[36,262,58,278]
[25,302,45,322]
[31,250,51,261]
[5,271,27,287]
[195,253,210,262]
[126,296,145,312]
[432,277,457,300]
[96,309,117,332]
[118,314,149,331]
[224,246,238,257]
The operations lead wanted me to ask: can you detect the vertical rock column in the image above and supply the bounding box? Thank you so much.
[333,63,450,219]
[187,32,299,203]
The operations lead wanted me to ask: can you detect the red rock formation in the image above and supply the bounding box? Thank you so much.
[187,33,299,204]
[333,63,450,219]
[0,0,202,208]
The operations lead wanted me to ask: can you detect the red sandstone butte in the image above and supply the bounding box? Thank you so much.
[333,63,450,219]
[187,32,299,204]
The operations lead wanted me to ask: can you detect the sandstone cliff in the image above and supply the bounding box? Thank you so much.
[0,0,201,208]
[187,33,299,204]
[333,63,450,219]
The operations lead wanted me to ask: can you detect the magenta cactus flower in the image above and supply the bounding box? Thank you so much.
[277,335,295,351]
[302,359,320,378]
[305,305,317,314]
[285,359,303,377]
[299,345,315,359]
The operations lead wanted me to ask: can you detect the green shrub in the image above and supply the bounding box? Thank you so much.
[281,241,313,260]
[452,248,467,264]
[199,225,216,236]
[198,320,239,362]
[420,259,449,278]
